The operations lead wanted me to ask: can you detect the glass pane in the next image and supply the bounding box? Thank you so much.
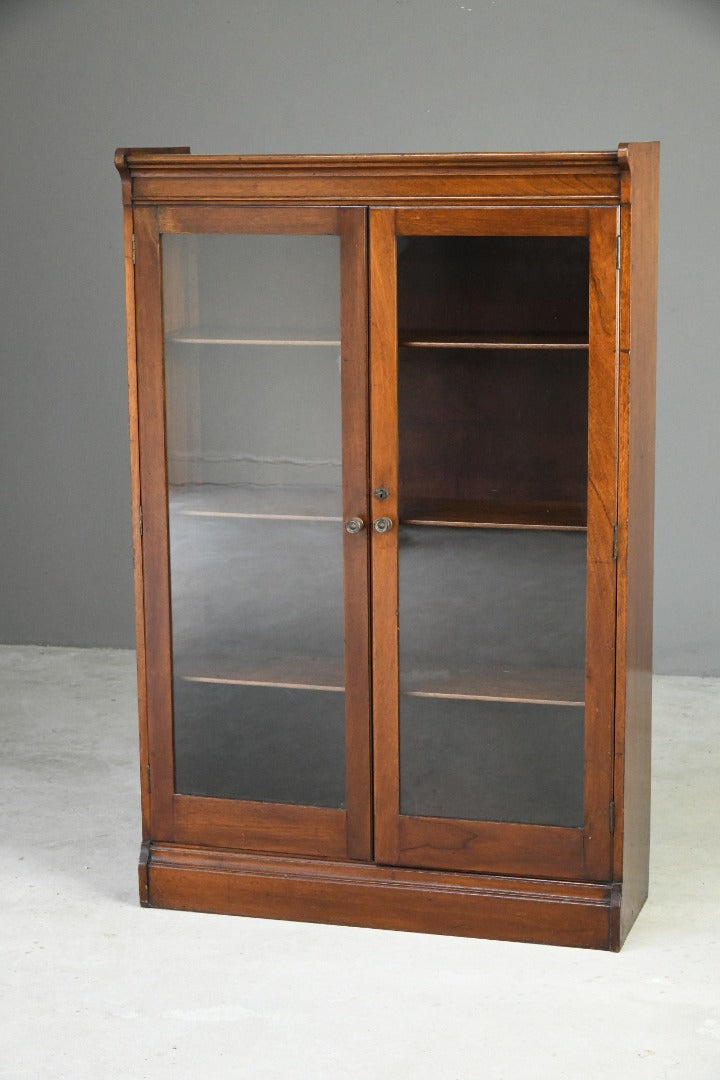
[397,235,589,828]
[400,699,584,825]
[162,232,345,807]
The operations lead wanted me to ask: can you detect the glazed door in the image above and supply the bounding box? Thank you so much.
[134,205,372,860]
[370,206,618,881]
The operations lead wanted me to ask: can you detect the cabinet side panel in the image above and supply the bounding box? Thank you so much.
[615,142,659,946]
[583,207,620,882]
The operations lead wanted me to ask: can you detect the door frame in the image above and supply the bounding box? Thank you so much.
[369,205,619,882]
[133,203,372,860]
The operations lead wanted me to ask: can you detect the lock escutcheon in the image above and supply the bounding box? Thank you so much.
[373,516,393,534]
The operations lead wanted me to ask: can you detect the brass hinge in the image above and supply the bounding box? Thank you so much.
[131,233,136,265]
[146,763,151,794]
[616,234,621,270]
[609,800,616,834]
[612,522,618,560]
[139,505,143,537]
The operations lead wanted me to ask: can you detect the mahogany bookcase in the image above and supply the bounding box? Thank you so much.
[116,143,658,949]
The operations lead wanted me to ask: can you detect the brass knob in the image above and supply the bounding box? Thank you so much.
[373,516,393,534]
[344,517,365,535]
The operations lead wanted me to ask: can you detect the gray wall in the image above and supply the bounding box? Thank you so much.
[1,0,718,673]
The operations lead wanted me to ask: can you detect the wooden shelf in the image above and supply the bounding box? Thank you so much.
[167,327,340,347]
[168,488,586,530]
[399,332,588,350]
[169,483,342,522]
[402,666,584,707]
[169,509,587,708]
[167,331,588,350]
[175,659,583,707]
[177,656,345,694]
[400,497,587,531]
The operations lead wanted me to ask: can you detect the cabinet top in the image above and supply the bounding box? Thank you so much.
[116,143,658,206]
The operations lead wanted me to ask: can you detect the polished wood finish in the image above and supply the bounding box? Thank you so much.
[612,142,659,948]
[394,206,591,235]
[133,206,175,842]
[118,150,621,206]
[158,204,341,234]
[372,205,616,882]
[117,144,658,950]
[395,816,584,879]
[146,844,616,950]
[338,206,373,860]
[582,206,620,882]
[172,797,347,858]
[369,208,401,867]
[132,202,371,861]
[120,181,150,841]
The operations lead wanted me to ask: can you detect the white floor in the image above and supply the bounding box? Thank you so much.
[1,646,719,1080]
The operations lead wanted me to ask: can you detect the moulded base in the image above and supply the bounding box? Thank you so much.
[140,842,631,951]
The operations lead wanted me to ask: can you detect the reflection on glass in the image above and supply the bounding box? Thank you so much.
[400,699,584,826]
[162,233,346,807]
[397,235,589,828]
[398,528,586,827]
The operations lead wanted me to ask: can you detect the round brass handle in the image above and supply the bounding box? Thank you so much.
[373,516,393,534]
[344,517,365,535]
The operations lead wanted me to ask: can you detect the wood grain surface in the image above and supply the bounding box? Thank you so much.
[118,144,657,949]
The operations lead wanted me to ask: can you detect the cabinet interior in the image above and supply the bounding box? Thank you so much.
[160,229,591,820]
[397,234,589,531]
